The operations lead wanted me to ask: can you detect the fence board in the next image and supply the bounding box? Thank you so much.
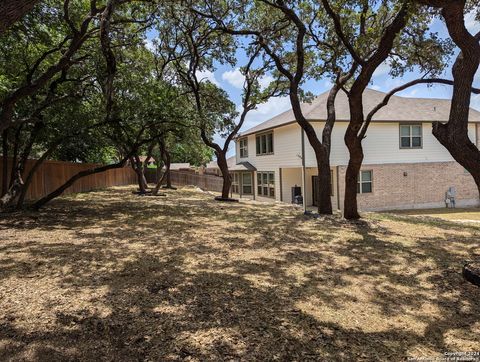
[144,168,223,192]
[0,158,136,201]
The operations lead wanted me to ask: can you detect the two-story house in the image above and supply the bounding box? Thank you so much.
[231,88,480,211]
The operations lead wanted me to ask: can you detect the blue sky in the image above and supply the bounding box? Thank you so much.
[149,12,480,159]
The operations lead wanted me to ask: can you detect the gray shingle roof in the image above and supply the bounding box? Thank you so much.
[206,156,236,169]
[229,161,256,171]
[240,88,480,136]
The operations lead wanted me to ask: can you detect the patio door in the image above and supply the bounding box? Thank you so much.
[241,172,252,195]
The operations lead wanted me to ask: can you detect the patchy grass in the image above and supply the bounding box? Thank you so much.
[0,186,479,361]
[388,207,480,223]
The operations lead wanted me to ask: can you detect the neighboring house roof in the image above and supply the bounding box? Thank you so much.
[206,156,236,169]
[239,88,480,137]
[229,161,256,171]
[138,156,155,163]
[164,163,191,170]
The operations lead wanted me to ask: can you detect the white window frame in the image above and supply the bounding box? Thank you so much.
[239,138,248,158]
[231,173,239,194]
[255,132,274,156]
[257,171,275,198]
[242,172,252,195]
[357,170,373,194]
[400,124,423,149]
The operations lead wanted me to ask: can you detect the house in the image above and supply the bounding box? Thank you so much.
[138,156,155,167]
[231,88,480,211]
[163,163,193,171]
[204,156,237,176]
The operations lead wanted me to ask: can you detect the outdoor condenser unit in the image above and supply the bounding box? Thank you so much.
[291,185,302,205]
[445,186,456,208]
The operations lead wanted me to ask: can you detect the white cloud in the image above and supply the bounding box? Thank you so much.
[259,74,275,90]
[373,61,391,77]
[196,70,219,86]
[371,84,382,91]
[465,11,480,34]
[240,96,291,132]
[471,94,480,111]
[222,69,276,91]
[144,39,155,52]
[222,68,245,89]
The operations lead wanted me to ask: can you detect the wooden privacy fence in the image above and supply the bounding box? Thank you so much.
[0,158,137,201]
[170,171,223,192]
[145,169,224,192]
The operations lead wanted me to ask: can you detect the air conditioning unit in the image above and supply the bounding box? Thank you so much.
[292,185,302,204]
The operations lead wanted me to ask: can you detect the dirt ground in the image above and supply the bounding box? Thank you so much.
[389,207,480,223]
[0,186,479,361]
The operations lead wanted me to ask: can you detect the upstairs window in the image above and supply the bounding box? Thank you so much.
[400,124,422,149]
[239,138,248,158]
[357,170,372,194]
[256,132,274,155]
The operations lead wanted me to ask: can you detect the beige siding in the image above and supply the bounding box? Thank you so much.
[238,121,477,169]
[237,123,302,169]
[303,122,477,166]
[280,168,302,203]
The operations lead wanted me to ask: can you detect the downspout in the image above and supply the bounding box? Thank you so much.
[301,128,307,214]
[279,168,283,202]
[336,166,341,211]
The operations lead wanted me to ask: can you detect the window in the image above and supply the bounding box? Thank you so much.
[242,173,252,194]
[256,132,274,155]
[357,170,372,194]
[239,138,248,158]
[257,171,275,197]
[400,124,422,149]
[231,173,239,194]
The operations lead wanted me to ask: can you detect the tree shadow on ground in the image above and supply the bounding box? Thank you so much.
[0,186,479,360]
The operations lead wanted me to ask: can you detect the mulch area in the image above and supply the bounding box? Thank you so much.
[0,186,479,361]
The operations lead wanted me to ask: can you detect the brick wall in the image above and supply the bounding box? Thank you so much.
[337,161,479,211]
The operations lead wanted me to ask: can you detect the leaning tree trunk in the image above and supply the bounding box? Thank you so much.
[32,158,128,210]
[216,152,232,199]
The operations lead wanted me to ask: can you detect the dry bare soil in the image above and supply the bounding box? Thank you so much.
[0,186,479,361]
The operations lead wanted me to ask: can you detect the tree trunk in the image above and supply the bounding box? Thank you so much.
[0,0,40,35]
[152,167,167,196]
[131,155,147,194]
[16,150,52,209]
[216,152,232,199]
[1,130,8,197]
[32,158,129,210]
[343,143,363,220]
[156,137,174,190]
[165,152,172,189]
[0,122,44,210]
[343,93,365,220]
[429,2,480,202]
[315,147,333,214]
